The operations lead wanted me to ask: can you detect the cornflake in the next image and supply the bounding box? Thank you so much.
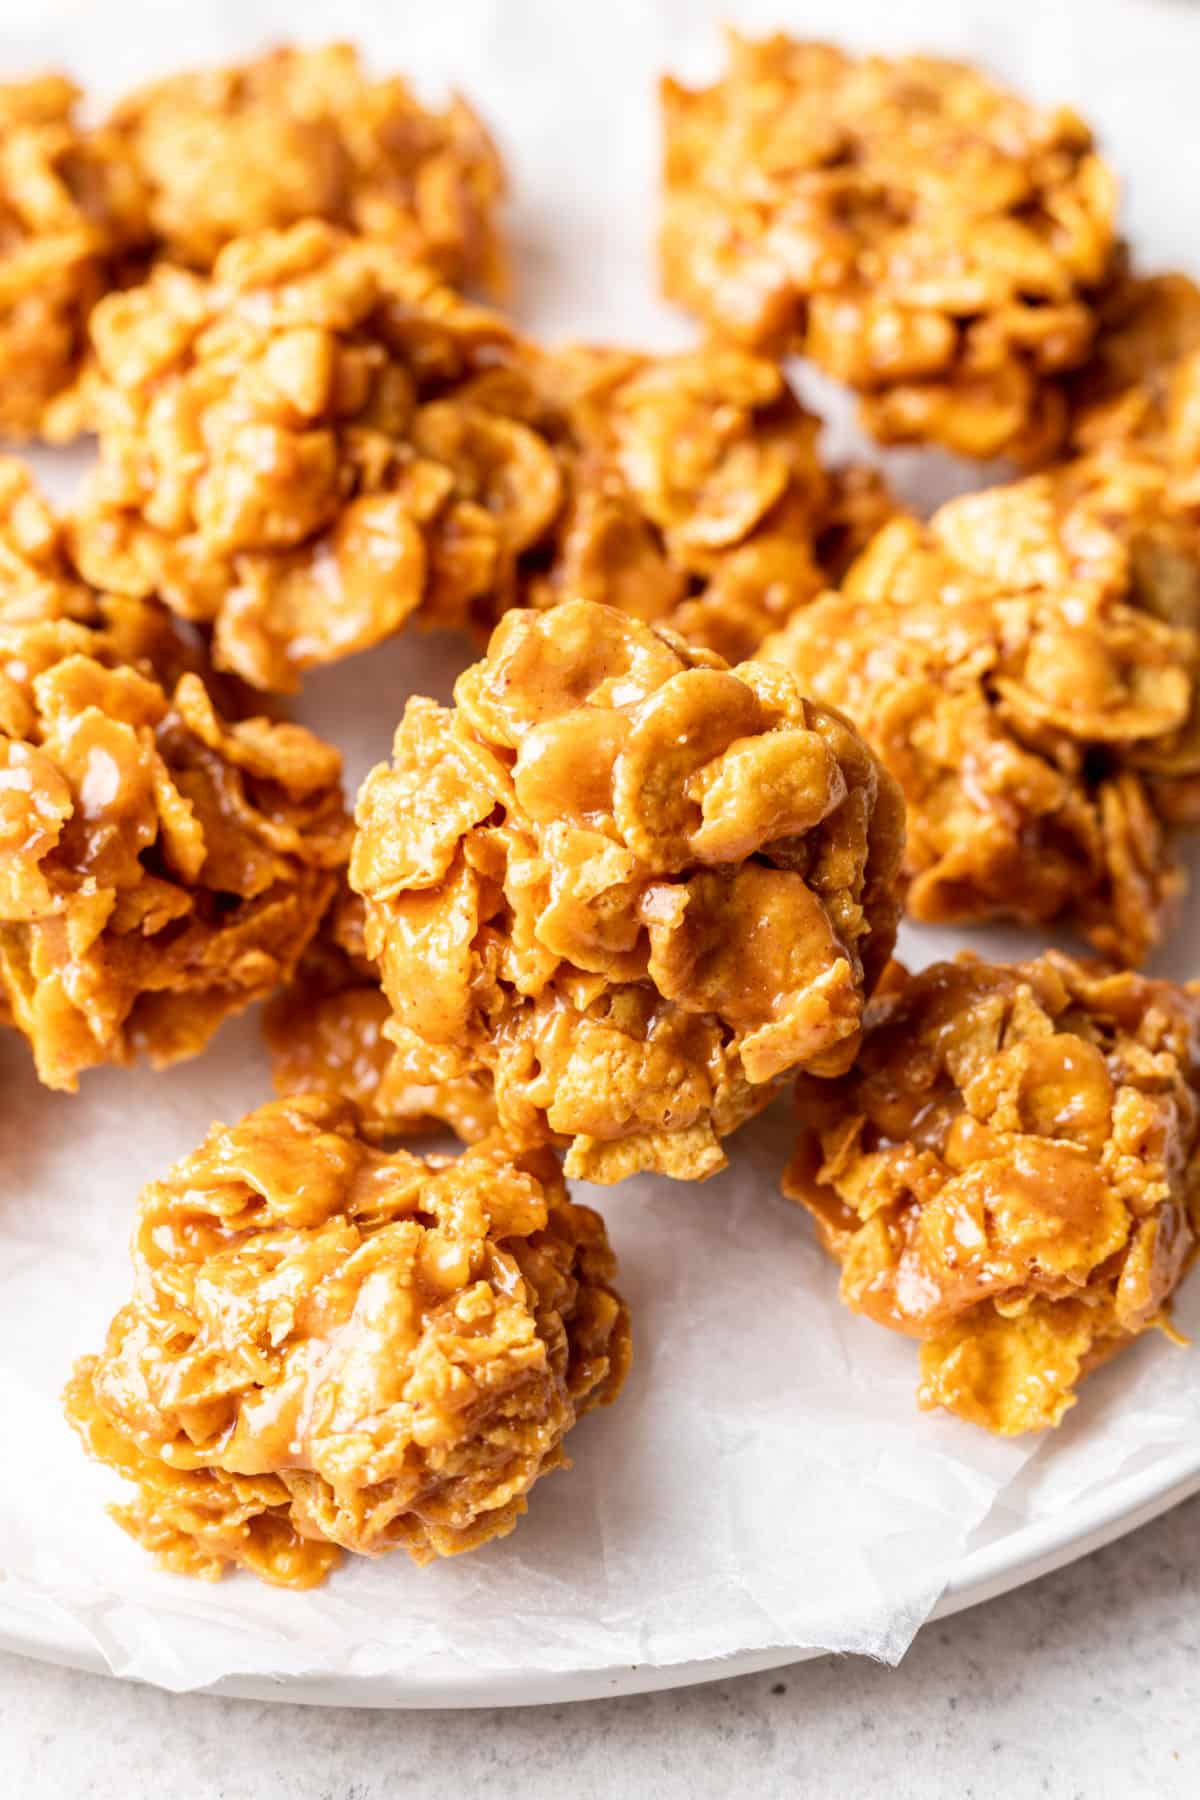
[661,34,1119,460]
[66,1095,630,1585]
[764,456,1200,962]
[0,471,349,1087]
[351,599,904,1185]
[785,953,1200,1435]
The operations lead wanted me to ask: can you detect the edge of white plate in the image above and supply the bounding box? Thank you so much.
[3,1446,1198,1708]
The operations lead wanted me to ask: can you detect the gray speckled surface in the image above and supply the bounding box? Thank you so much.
[4,1496,1197,1799]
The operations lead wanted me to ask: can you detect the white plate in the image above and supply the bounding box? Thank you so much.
[4,1450,1198,1706]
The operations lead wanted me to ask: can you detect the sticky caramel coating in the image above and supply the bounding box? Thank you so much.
[65,1095,630,1585]
[660,34,1119,461]
[0,455,227,695]
[0,76,149,441]
[0,550,350,1088]
[107,42,506,293]
[264,886,497,1143]
[351,600,904,1184]
[785,954,1200,1434]
[764,456,1200,963]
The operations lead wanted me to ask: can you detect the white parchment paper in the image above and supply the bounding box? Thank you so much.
[3,0,1200,1694]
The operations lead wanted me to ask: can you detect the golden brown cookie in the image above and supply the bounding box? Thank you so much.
[785,953,1200,1434]
[764,455,1200,962]
[660,34,1119,460]
[66,1095,629,1585]
[0,473,349,1088]
[351,599,904,1183]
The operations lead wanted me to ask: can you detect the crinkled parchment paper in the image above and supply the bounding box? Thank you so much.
[2,0,1200,1696]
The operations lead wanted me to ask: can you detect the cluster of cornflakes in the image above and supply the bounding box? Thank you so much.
[350,601,905,1183]
[0,45,505,440]
[660,34,1120,461]
[69,225,893,691]
[508,344,895,662]
[785,953,1200,1433]
[70,223,527,690]
[764,455,1200,962]
[65,1096,630,1583]
[105,43,506,292]
[0,31,1193,1601]
[0,522,349,1087]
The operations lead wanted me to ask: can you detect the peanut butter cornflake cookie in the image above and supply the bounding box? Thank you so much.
[69,221,530,692]
[351,599,905,1185]
[785,954,1200,1435]
[106,41,507,292]
[765,453,1200,963]
[0,44,506,443]
[0,466,349,1088]
[661,34,1120,461]
[70,220,893,691]
[66,1095,630,1586]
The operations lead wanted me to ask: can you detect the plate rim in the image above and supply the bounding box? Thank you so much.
[4,1444,1198,1708]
